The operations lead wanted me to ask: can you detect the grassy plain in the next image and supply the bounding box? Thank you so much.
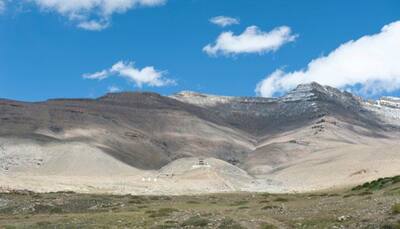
[0,176,399,228]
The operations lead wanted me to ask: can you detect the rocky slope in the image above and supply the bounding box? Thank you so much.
[0,82,399,194]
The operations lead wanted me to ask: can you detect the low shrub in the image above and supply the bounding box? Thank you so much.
[261,223,278,229]
[352,176,400,191]
[381,222,400,229]
[147,208,179,218]
[33,204,63,214]
[180,216,210,227]
[392,203,400,214]
[261,205,280,210]
[218,218,244,229]
[274,197,289,202]
[186,200,200,204]
[230,200,249,206]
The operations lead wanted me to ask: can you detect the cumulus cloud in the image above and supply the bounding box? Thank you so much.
[203,25,297,56]
[107,85,121,93]
[255,21,400,97]
[210,16,239,27]
[29,0,167,30]
[83,61,176,88]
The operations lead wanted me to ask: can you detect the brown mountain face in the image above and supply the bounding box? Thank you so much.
[0,82,399,194]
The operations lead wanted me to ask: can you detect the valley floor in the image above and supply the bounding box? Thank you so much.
[0,176,399,229]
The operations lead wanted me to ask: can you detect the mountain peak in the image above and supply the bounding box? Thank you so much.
[171,91,234,107]
[170,82,357,107]
[282,82,352,102]
[282,82,326,101]
[295,82,326,91]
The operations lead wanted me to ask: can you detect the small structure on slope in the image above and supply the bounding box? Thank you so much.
[192,158,211,169]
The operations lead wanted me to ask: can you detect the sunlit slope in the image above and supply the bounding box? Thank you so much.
[0,83,399,194]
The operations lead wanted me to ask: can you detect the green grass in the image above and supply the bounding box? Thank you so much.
[297,218,337,228]
[151,220,179,229]
[217,218,245,229]
[260,223,278,229]
[392,203,400,214]
[145,208,179,218]
[186,200,200,204]
[381,222,400,229]
[274,197,289,202]
[230,200,249,206]
[352,176,400,191]
[180,216,210,227]
[33,204,63,214]
[0,176,398,228]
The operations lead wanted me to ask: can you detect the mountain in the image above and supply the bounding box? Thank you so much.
[0,82,399,194]
[171,83,386,136]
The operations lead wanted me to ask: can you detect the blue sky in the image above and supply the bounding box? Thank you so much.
[0,0,399,101]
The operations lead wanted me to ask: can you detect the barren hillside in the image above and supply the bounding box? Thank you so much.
[0,82,399,194]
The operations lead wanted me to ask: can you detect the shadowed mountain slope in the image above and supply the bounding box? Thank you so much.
[0,82,399,194]
[0,92,253,170]
[171,83,390,137]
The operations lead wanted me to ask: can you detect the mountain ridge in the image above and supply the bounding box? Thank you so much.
[0,82,399,194]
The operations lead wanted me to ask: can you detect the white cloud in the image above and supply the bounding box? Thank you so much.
[83,61,176,88]
[107,85,121,93]
[0,0,5,13]
[210,16,239,27]
[203,25,297,56]
[255,21,400,97]
[29,0,167,30]
[82,69,109,80]
[77,20,109,31]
